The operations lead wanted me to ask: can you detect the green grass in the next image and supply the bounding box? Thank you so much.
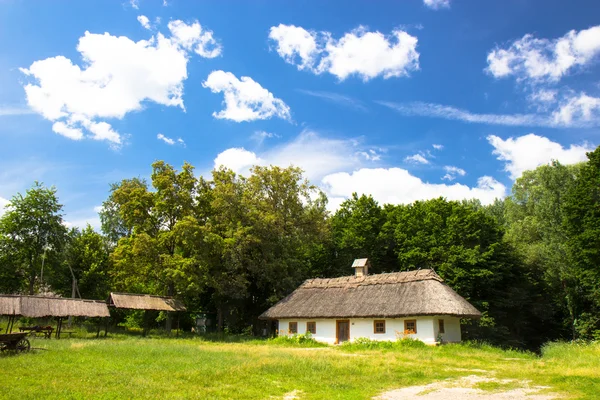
[0,334,598,399]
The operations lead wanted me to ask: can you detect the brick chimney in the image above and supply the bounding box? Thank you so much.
[352,258,370,277]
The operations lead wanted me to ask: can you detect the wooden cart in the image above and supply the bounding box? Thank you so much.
[0,332,31,353]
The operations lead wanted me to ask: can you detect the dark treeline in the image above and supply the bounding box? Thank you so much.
[1,147,599,349]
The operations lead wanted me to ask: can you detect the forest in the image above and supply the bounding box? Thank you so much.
[1,145,599,350]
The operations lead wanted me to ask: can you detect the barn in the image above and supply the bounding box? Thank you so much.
[259,259,481,345]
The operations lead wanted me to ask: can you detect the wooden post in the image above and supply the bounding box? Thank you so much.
[96,318,101,338]
[176,313,180,337]
[104,317,109,337]
[143,310,148,337]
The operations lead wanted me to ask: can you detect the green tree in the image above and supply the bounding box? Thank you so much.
[55,225,111,299]
[108,162,202,331]
[330,194,394,275]
[504,161,581,339]
[564,146,600,339]
[0,182,67,294]
[387,198,547,348]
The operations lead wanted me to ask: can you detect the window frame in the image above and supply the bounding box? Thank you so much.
[404,319,417,334]
[438,319,445,334]
[373,319,386,334]
[288,321,298,335]
[306,321,316,335]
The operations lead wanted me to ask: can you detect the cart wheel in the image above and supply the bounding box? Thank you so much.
[16,338,30,353]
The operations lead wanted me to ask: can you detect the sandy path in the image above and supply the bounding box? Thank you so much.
[375,375,558,400]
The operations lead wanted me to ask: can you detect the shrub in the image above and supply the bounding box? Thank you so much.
[267,333,327,347]
[340,337,427,351]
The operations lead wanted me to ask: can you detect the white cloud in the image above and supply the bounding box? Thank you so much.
[405,153,429,164]
[323,169,505,209]
[442,165,466,181]
[424,0,450,10]
[130,0,139,10]
[488,133,593,179]
[93,205,103,213]
[20,20,220,146]
[552,92,600,126]
[269,24,419,81]
[157,133,184,146]
[378,99,600,128]
[297,89,367,111]
[167,20,221,58]
[137,15,151,30]
[486,25,600,82]
[52,121,84,140]
[157,133,175,145]
[214,131,505,211]
[214,130,359,181]
[202,70,291,122]
[214,147,263,175]
[432,144,444,150]
[358,149,381,161]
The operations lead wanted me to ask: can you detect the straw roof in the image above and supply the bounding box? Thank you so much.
[0,295,110,318]
[259,269,481,320]
[108,293,186,312]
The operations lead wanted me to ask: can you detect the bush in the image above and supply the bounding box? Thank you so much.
[267,333,327,347]
[340,337,427,351]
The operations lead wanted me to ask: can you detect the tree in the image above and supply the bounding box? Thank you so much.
[330,194,394,276]
[386,198,548,348]
[504,161,581,340]
[55,225,111,300]
[108,162,201,331]
[0,182,67,294]
[564,146,600,339]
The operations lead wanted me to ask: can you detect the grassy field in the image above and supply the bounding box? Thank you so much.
[0,333,599,399]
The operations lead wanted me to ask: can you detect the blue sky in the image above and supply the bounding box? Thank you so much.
[1,0,599,228]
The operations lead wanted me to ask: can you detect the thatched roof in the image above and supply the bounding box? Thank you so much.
[259,269,481,320]
[108,293,186,312]
[0,295,110,318]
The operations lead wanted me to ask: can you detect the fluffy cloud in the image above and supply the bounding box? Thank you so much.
[137,15,151,30]
[486,25,600,82]
[202,71,291,122]
[442,165,466,181]
[432,144,444,150]
[323,169,505,209]
[214,147,263,175]
[20,20,220,146]
[269,24,419,81]
[168,20,221,58]
[251,130,280,144]
[213,130,507,211]
[488,133,593,179]
[423,0,450,10]
[552,92,600,126]
[405,153,429,164]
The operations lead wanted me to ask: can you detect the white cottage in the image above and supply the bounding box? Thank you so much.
[259,259,481,345]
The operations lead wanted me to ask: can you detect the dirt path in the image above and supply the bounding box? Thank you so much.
[375,375,558,400]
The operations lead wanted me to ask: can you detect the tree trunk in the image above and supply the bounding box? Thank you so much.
[28,273,35,295]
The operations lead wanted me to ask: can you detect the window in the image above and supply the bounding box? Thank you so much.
[438,319,445,334]
[289,322,298,334]
[374,320,386,334]
[307,321,316,335]
[404,319,417,334]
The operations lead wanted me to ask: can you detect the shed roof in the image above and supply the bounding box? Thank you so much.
[259,269,481,320]
[0,295,110,318]
[108,293,186,312]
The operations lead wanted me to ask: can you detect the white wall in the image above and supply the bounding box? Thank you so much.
[432,315,462,343]
[278,316,462,345]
